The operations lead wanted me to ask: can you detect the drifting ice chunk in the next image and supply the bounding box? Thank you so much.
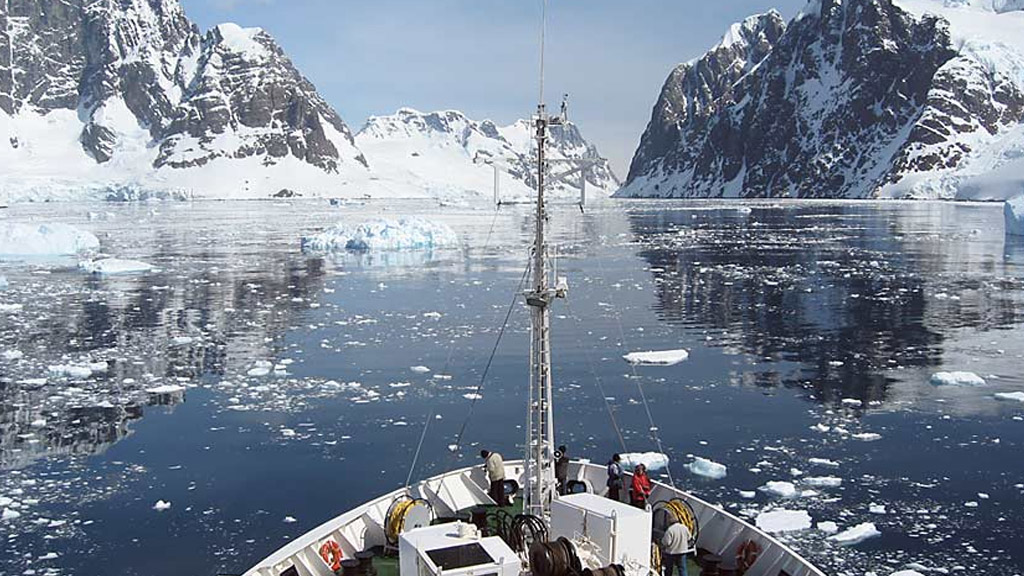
[0,223,99,257]
[622,349,689,366]
[1006,195,1024,237]
[755,509,811,533]
[760,481,798,498]
[152,500,172,511]
[0,276,6,289]
[816,521,839,534]
[80,258,155,275]
[890,572,926,576]
[803,476,842,488]
[410,366,430,373]
[2,508,22,521]
[48,364,94,379]
[621,452,669,471]
[685,457,727,479]
[930,371,986,386]
[828,522,880,546]
[301,218,460,252]
[146,385,186,395]
[994,392,1024,403]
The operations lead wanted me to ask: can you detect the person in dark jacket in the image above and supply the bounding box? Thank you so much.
[630,463,652,509]
[606,454,624,501]
[555,445,570,495]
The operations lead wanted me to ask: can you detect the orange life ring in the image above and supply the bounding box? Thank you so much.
[736,539,761,574]
[319,539,343,572]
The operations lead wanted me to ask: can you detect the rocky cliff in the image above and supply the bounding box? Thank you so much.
[0,0,366,200]
[618,0,1024,200]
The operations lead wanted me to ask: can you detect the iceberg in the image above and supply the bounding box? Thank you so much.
[0,276,7,289]
[930,371,986,386]
[0,223,99,257]
[685,457,727,479]
[79,258,155,275]
[994,391,1024,403]
[754,509,811,533]
[301,218,460,253]
[828,522,880,546]
[620,452,669,471]
[622,349,689,366]
[1006,195,1024,237]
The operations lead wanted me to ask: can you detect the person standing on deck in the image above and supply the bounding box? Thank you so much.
[630,463,652,509]
[660,519,692,576]
[555,445,570,495]
[606,454,624,501]
[481,450,507,506]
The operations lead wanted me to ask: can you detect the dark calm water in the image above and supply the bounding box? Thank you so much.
[0,200,1022,576]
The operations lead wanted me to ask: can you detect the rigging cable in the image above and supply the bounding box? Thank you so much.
[403,209,505,492]
[451,258,532,452]
[590,243,678,488]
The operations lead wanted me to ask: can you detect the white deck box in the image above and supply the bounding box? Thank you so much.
[399,522,521,576]
[550,493,652,572]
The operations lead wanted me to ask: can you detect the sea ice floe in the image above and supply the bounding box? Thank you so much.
[930,371,986,386]
[994,391,1024,403]
[79,258,155,275]
[803,476,842,488]
[621,452,670,471]
[852,432,882,441]
[301,218,460,252]
[890,572,926,576]
[808,457,840,468]
[685,457,727,479]
[754,509,812,533]
[622,349,689,366]
[869,503,887,514]
[817,521,839,534]
[48,362,107,379]
[2,508,22,521]
[152,500,172,511]
[760,481,798,498]
[410,366,430,373]
[0,222,99,257]
[828,522,880,546]
[146,385,186,395]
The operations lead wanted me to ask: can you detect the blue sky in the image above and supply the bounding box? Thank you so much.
[180,0,806,176]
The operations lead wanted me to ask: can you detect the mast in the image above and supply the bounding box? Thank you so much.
[523,0,564,518]
[524,103,558,518]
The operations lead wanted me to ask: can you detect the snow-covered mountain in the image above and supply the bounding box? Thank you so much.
[355,108,620,201]
[617,0,1024,200]
[0,0,366,202]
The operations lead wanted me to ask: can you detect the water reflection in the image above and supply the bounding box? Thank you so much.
[627,202,1024,407]
[0,219,330,470]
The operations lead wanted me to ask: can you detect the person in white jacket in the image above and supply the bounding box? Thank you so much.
[481,450,507,506]
[660,519,692,576]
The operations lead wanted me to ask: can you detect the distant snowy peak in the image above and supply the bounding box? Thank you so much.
[356,108,619,198]
[620,0,1024,200]
[0,0,365,200]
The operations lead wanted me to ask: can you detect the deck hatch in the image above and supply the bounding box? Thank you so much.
[425,543,494,570]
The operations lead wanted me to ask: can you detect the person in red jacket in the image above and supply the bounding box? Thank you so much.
[630,463,652,509]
